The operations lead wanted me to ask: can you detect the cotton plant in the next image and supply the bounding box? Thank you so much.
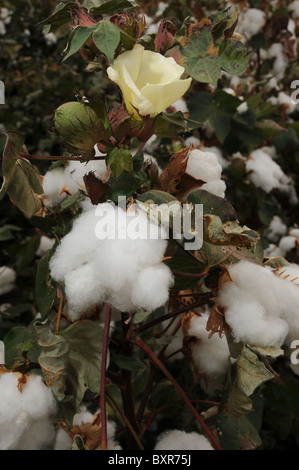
[1,0,299,453]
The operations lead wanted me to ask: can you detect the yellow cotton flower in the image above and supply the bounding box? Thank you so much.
[107,44,192,120]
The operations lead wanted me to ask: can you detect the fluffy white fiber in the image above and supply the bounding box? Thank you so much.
[0,266,16,296]
[54,407,121,450]
[154,430,214,450]
[183,312,230,393]
[217,261,299,348]
[246,149,297,202]
[266,215,287,243]
[236,8,266,39]
[289,0,299,19]
[0,371,57,450]
[185,148,226,198]
[50,203,173,319]
[42,148,108,208]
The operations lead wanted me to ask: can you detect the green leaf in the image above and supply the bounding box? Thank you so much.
[35,320,70,402]
[106,171,141,202]
[62,25,96,62]
[4,325,40,370]
[84,0,138,15]
[114,354,144,371]
[254,119,286,138]
[60,191,86,210]
[0,131,43,218]
[219,39,251,75]
[35,253,58,319]
[106,148,133,178]
[227,345,275,418]
[187,190,238,222]
[0,224,22,241]
[92,21,121,63]
[60,320,105,407]
[39,2,74,32]
[217,411,262,450]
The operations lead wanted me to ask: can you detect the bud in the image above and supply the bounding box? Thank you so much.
[54,102,103,161]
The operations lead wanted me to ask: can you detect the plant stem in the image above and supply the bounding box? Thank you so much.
[133,338,222,451]
[100,304,111,450]
[120,312,140,449]
[20,152,106,161]
[106,389,144,450]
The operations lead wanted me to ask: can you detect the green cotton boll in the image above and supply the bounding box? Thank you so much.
[54,101,102,161]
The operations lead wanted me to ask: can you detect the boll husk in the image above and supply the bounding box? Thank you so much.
[54,102,105,161]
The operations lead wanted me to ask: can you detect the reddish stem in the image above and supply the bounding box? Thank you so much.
[133,338,222,451]
[171,270,207,278]
[20,152,106,161]
[100,304,111,450]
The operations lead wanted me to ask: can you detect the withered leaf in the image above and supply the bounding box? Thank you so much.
[83,171,108,204]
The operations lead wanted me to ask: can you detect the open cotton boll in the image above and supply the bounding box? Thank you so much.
[36,235,55,257]
[64,159,108,194]
[245,149,295,196]
[200,146,228,170]
[42,167,68,207]
[183,312,230,391]
[236,8,266,39]
[0,266,16,296]
[269,91,297,115]
[154,430,214,450]
[266,215,287,243]
[267,43,289,81]
[0,372,56,450]
[185,149,226,197]
[289,0,299,19]
[50,203,173,318]
[131,264,174,311]
[217,261,299,347]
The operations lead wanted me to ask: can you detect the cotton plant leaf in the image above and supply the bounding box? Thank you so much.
[0,131,43,218]
[227,345,275,419]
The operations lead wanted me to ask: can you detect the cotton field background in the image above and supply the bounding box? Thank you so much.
[0,0,299,452]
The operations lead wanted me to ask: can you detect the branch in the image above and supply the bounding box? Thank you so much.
[100,304,111,450]
[133,337,222,451]
[20,152,106,161]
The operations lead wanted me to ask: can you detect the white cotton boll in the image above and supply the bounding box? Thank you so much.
[154,430,214,450]
[50,204,112,281]
[36,235,55,257]
[64,159,108,194]
[19,374,57,421]
[200,146,228,170]
[217,261,299,347]
[289,0,299,19]
[0,20,6,35]
[171,98,189,114]
[268,43,289,81]
[236,9,266,39]
[289,228,299,237]
[184,312,230,388]
[42,167,68,207]
[276,264,299,285]
[202,119,215,138]
[261,146,277,159]
[218,282,289,347]
[184,136,201,148]
[0,266,16,296]
[15,418,56,450]
[131,264,174,311]
[265,76,279,91]
[246,149,294,195]
[0,372,56,450]
[274,91,297,114]
[54,428,73,450]
[201,180,226,198]
[267,216,287,242]
[50,203,172,315]
[44,32,57,46]
[264,244,284,258]
[186,149,222,182]
[278,235,296,256]
[64,264,106,320]
[237,101,248,114]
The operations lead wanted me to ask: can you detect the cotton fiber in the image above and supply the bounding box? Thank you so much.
[154,429,214,450]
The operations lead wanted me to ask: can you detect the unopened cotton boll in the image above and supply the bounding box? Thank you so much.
[0,371,57,450]
[154,430,214,450]
[0,266,16,296]
[185,149,226,198]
